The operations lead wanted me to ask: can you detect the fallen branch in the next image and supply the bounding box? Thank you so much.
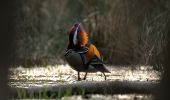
[11,81,158,98]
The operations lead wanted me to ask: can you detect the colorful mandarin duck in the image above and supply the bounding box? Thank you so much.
[64,23,110,81]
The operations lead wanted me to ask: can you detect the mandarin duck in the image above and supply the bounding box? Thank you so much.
[64,23,110,81]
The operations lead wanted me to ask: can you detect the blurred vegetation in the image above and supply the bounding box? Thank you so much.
[14,0,170,68]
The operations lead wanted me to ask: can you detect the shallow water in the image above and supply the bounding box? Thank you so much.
[9,64,160,99]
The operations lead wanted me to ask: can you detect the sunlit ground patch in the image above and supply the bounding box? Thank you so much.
[58,94,153,100]
[9,65,160,100]
[9,64,160,88]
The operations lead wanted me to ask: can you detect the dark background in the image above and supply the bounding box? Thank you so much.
[13,0,170,68]
[0,0,170,100]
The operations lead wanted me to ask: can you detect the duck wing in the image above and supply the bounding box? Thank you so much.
[88,56,110,73]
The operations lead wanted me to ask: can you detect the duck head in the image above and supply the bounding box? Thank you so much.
[67,23,88,49]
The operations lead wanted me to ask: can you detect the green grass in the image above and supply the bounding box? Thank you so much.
[14,87,86,99]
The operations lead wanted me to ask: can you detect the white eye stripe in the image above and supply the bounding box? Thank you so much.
[73,27,78,45]
[73,24,80,45]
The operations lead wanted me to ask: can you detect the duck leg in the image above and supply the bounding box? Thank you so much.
[83,72,88,80]
[103,72,106,80]
[78,72,81,81]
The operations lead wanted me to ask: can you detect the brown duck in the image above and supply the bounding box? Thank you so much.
[64,23,110,81]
